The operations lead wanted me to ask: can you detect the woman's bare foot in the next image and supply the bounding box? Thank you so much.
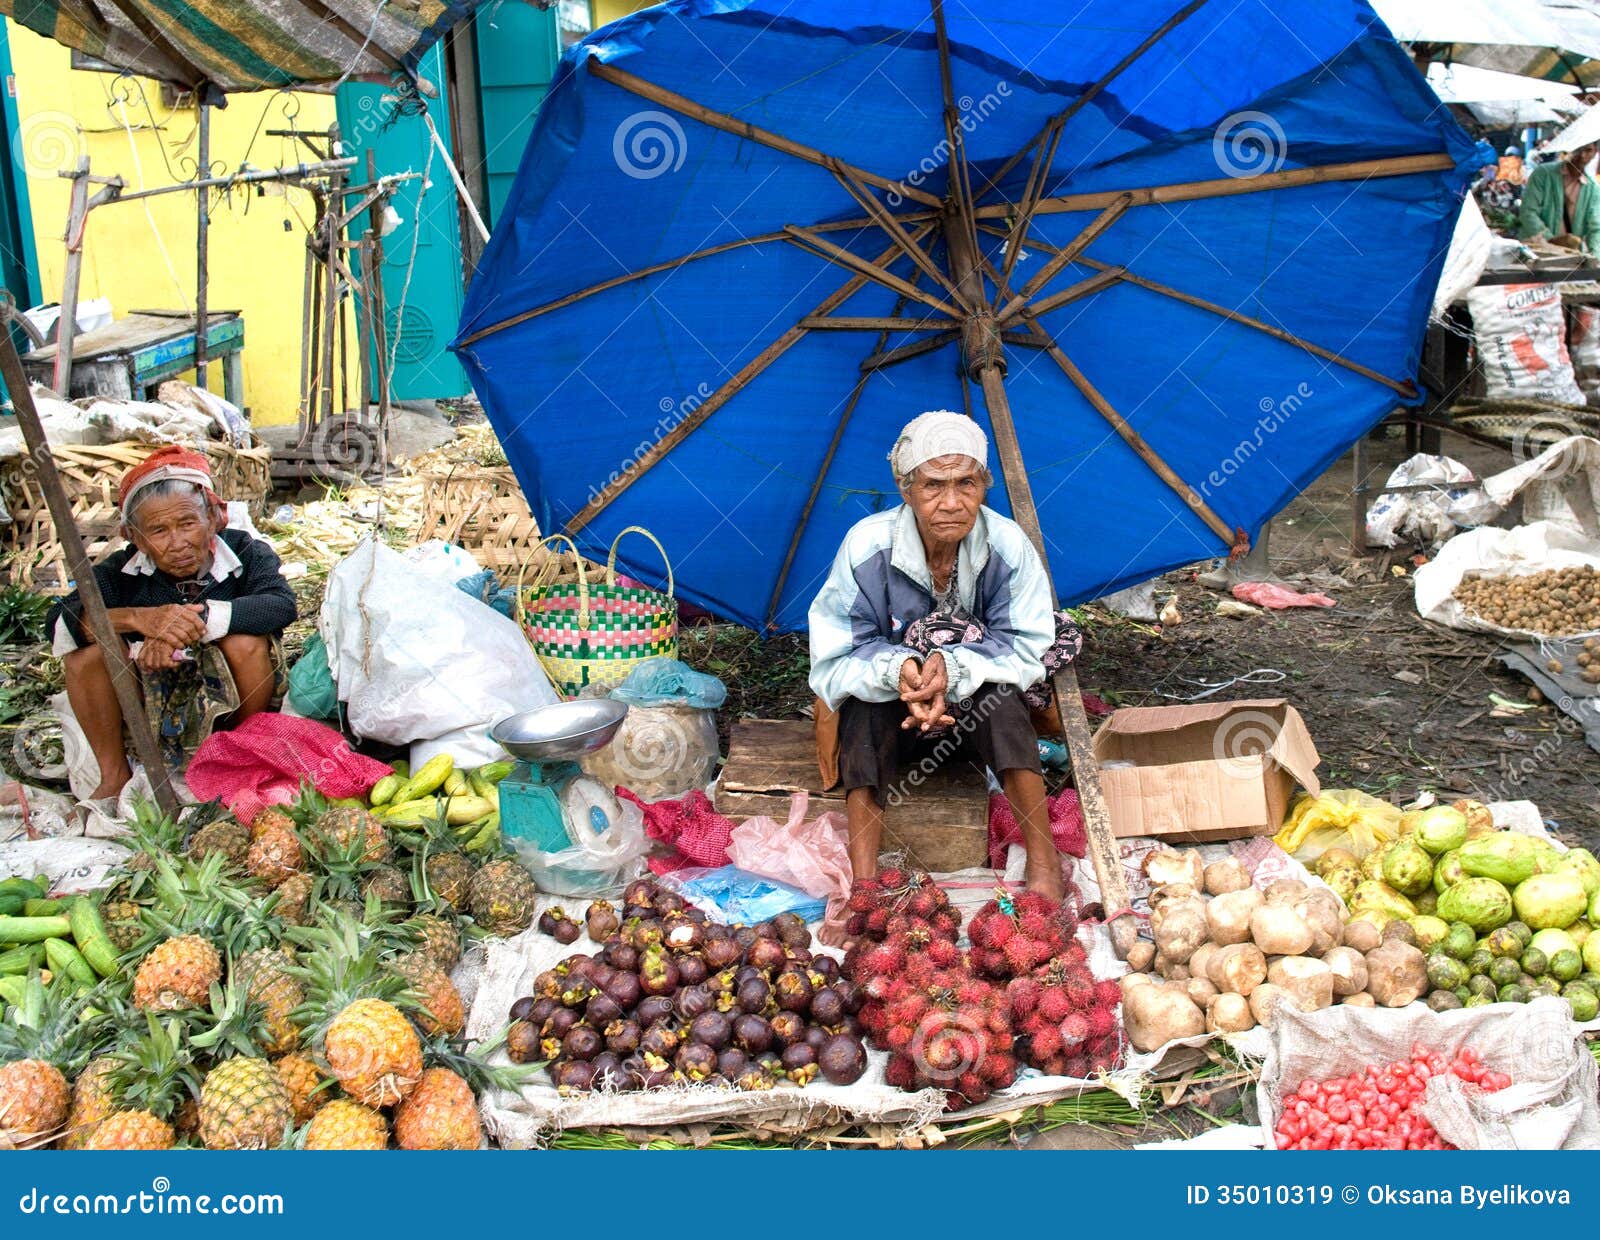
[1024,863,1065,903]
[89,759,133,802]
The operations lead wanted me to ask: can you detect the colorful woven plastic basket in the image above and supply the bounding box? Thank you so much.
[517,526,678,699]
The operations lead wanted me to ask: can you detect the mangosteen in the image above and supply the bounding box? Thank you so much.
[768,1010,805,1047]
[509,996,538,1023]
[785,947,814,967]
[602,971,643,1010]
[716,1047,749,1081]
[773,968,814,1013]
[811,956,840,984]
[506,1019,541,1063]
[552,918,581,946]
[733,926,758,950]
[640,1021,680,1059]
[782,1043,817,1072]
[734,965,764,988]
[688,1010,732,1050]
[810,986,846,1027]
[675,1041,718,1082]
[746,938,787,972]
[676,954,710,986]
[835,979,863,1014]
[666,920,704,953]
[704,936,743,970]
[755,1050,785,1075]
[590,1051,624,1089]
[527,996,560,1027]
[673,983,713,1022]
[623,904,652,923]
[532,969,563,999]
[635,994,674,1027]
[585,992,624,1029]
[733,1014,774,1054]
[558,954,594,977]
[541,1008,579,1039]
[736,977,771,1014]
[559,977,596,1009]
[735,1066,775,1092]
[620,1056,649,1090]
[563,1025,603,1062]
[817,1033,868,1085]
[609,943,639,972]
[803,1025,830,1051]
[773,911,810,948]
[605,1018,642,1055]
[537,909,561,936]
[639,948,681,996]
[552,1060,596,1092]
[751,920,778,939]
[634,920,665,949]
[623,879,656,909]
[640,1064,675,1090]
[587,961,615,986]
[654,891,686,916]
[586,899,621,941]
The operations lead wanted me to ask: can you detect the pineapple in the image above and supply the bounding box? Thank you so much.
[361,864,410,910]
[467,858,538,935]
[246,816,305,889]
[100,900,145,953]
[392,1067,480,1150]
[235,947,304,1055]
[84,1109,175,1150]
[132,935,221,1011]
[394,954,465,1038]
[187,817,251,870]
[0,976,101,1149]
[325,999,422,1108]
[423,852,474,910]
[198,1057,291,1149]
[172,1096,201,1141]
[403,913,462,973]
[272,872,316,926]
[303,1099,387,1150]
[314,803,390,864]
[248,805,296,842]
[59,1056,117,1150]
[273,1053,328,1126]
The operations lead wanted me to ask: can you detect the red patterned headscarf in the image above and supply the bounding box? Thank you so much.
[118,445,219,519]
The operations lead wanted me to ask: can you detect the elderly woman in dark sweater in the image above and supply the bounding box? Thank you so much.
[50,445,296,799]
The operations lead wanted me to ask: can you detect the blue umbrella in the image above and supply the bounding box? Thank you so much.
[454,0,1477,636]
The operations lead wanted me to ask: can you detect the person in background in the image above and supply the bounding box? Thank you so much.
[1518,142,1600,254]
[1496,144,1526,186]
[50,445,296,800]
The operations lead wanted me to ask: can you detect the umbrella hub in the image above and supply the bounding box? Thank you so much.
[959,312,1007,380]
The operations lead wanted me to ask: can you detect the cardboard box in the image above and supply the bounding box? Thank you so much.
[1090,699,1321,843]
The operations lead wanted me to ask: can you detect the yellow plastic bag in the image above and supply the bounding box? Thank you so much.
[1274,788,1402,863]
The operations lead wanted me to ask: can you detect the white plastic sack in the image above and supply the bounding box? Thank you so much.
[321,537,558,763]
[1364,452,1500,548]
[1572,306,1600,403]
[1413,520,1600,637]
[1431,195,1493,320]
[577,703,719,801]
[0,836,130,894]
[1467,282,1585,407]
[1482,434,1600,537]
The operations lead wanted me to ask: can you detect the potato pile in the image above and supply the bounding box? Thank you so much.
[1120,847,1428,1054]
[1452,566,1600,640]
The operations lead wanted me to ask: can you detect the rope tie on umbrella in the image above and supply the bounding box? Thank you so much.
[960,313,1007,380]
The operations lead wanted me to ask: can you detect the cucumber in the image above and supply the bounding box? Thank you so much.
[69,899,120,979]
[0,976,25,1007]
[0,916,72,943]
[0,896,21,918]
[368,774,405,807]
[44,938,96,986]
[0,877,45,901]
[22,899,62,917]
[0,945,44,974]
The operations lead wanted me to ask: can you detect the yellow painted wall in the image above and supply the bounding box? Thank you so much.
[593,0,654,29]
[8,25,355,427]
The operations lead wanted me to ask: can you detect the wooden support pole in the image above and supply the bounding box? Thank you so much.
[859,330,957,372]
[943,209,1138,958]
[53,158,91,397]
[194,100,210,391]
[1007,266,1124,321]
[798,315,950,332]
[587,58,944,207]
[0,334,179,817]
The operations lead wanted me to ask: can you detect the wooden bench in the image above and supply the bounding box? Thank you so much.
[23,311,245,407]
[714,718,990,873]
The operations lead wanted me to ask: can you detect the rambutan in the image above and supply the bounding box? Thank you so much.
[862,943,905,978]
[1064,1054,1090,1079]
[1060,941,1087,967]
[864,907,891,937]
[904,956,937,988]
[979,1052,1017,1088]
[1064,975,1095,1009]
[845,912,867,937]
[1017,910,1059,945]
[884,1054,918,1089]
[1006,976,1042,1017]
[954,1071,989,1103]
[1037,987,1073,1023]
[885,1023,914,1053]
[985,1007,1011,1036]
[1087,1005,1117,1038]
[985,1027,1012,1054]
[956,977,991,1008]
[927,938,961,968]
[975,947,1007,977]
[931,910,960,940]
[1040,1054,1071,1078]
[979,910,1017,948]
[1093,980,1121,1008]
[1027,1022,1063,1059]
[877,866,909,890]
[891,993,931,1026]
[859,1001,886,1033]
[1059,1012,1090,1049]
[908,886,941,919]
[1014,890,1057,918]
[846,882,881,913]
[1001,935,1046,975]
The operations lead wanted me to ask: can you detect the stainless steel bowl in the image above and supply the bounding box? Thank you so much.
[490,699,629,761]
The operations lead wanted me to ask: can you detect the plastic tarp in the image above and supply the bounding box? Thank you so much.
[456,1,1480,632]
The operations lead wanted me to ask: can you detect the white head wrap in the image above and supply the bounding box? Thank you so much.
[888,410,988,483]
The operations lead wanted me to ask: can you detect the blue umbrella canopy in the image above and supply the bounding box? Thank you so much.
[453,0,1478,632]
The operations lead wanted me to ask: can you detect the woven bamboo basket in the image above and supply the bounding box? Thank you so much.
[0,440,274,593]
[413,461,561,577]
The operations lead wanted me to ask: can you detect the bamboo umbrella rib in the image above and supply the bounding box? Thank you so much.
[784,225,963,319]
[798,315,951,331]
[1023,314,1236,545]
[1014,266,1125,320]
[567,228,933,533]
[994,193,1131,321]
[827,162,972,311]
[587,59,944,207]
[456,214,920,347]
[860,330,958,371]
[972,152,1455,218]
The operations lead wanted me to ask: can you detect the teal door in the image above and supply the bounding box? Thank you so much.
[474,1,564,226]
[336,43,469,400]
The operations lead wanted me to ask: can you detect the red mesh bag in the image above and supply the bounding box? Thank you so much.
[186,712,393,824]
[616,787,734,873]
[987,788,1088,869]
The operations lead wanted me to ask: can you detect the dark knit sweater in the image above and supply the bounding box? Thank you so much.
[49,528,297,645]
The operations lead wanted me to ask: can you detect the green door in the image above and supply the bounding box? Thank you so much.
[0,21,40,323]
[474,1,565,226]
[335,43,469,400]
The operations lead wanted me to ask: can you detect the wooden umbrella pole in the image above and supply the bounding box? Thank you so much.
[455,214,917,348]
[973,152,1455,219]
[568,228,932,533]
[0,334,179,818]
[798,315,951,331]
[828,163,972,311]
[859,330,958,372]
[587,59,943,207]
[942,208,1139,958]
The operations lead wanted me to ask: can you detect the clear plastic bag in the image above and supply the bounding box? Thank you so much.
[577,703,719,801]
[657,864,827,924]
[609,656,727,708]
[504,777,652,896]
[725,791,851,901]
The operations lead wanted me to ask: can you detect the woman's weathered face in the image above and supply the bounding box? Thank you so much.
[126,492,218,578]
[905,454,986,549]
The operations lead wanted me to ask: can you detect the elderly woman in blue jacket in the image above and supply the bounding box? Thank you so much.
[809,411,1062,898]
